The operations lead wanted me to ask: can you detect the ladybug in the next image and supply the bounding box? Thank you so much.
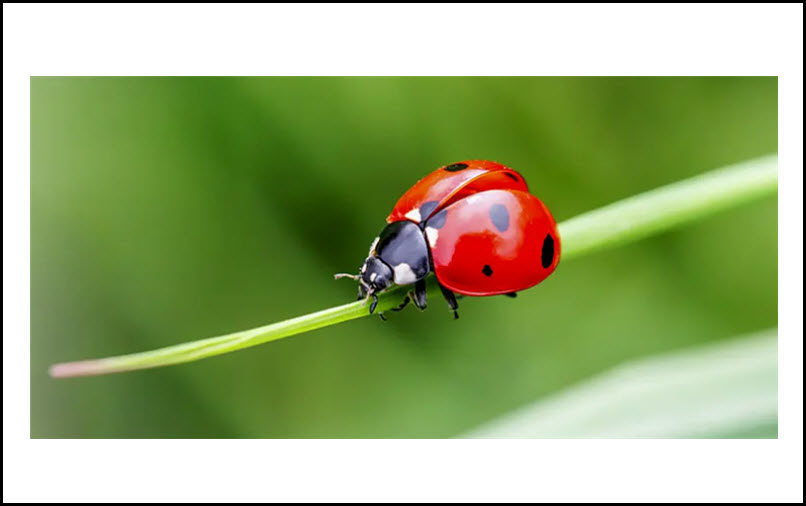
[335,160,560,319]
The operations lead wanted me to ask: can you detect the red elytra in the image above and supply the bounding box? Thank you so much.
[388,160,560,296]
[386,160,529,224]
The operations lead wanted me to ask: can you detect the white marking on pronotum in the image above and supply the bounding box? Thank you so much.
[404,208,421,222]
[425,226,439,247]
[393,263,418,285]
[368,236,379,256]
[370,272,377,282]
[361,263,367,274]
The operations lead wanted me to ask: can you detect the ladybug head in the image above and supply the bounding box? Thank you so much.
[334,256,394,313]
[359,256,394,294]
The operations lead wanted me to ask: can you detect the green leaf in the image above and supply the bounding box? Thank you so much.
[459,329,777,438]
[49,154,778,378]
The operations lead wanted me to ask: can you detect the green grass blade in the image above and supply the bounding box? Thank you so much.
[559,154,778,260]
[48,284,414,377]
[49,154,778,378]
[459,329,777,438]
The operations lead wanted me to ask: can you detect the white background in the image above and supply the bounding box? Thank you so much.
[4,3,803,503]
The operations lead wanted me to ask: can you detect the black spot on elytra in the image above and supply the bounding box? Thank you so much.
[541,234,555,268]
[505,172,519,182]
[444,163,469,172]
[489,204,510,232]
[482,264,493,277]
[427,209,447,229]
[419,200,440,221]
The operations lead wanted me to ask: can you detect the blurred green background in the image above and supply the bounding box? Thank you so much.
[31,77,777,438]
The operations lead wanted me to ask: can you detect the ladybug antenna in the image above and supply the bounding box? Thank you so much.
[334,273,360,281]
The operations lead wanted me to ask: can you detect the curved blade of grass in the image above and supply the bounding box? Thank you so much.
[48,281,425,377]
[559,154,778,260]
[458,328,777,438]
[49,154,778,378]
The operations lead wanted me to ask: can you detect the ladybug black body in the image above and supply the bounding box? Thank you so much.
[347,216,446,316]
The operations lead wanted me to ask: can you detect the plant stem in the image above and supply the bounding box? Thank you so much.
[558,154,778,260]
[49,154,778,378]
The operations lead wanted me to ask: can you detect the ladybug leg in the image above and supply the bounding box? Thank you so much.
[412,279,428,310]
[391,295,410,312]
[369,293,379,314]
[502,292,518,298]
[438,283,459,320]
[378,295,410,321]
